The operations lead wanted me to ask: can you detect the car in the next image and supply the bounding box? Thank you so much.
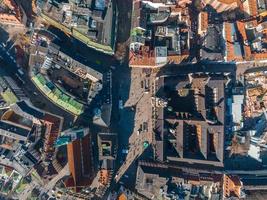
[122,149,129,154]
[119,100,123,109]
[18,69,24,76]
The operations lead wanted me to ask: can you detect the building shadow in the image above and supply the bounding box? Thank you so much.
[0,26,10,43]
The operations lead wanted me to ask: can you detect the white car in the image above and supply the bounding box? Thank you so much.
[122,149,128,154]
[119,100,123,109]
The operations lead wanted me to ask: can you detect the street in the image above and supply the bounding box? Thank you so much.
[114,68,154,183]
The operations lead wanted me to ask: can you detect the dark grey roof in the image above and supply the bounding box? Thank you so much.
[154,75,225,166]
[21,151,38,167]
[0,121,30,138]
[201,25,224,60]
[204,26,222,52]
[242,177,267,186]
[16,101,45,119]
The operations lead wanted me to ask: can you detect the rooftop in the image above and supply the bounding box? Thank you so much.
[1,110,33,129]
[41,0,116,54]
[223,10,267,62]
[98,132,117,160]
[66,134,94,192]
[129,0,191,67]
[0,120,30,141]
[29,40,103,108]
[154,74,226,166]
[136,161,223,200]
[15,101,45,119]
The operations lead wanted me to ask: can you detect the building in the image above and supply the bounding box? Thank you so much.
[200,25,225,61]
[0,102,41,174]
[29,37,103,115]
[231,94,244,129]
[223,174,245,199]
[0,100,63,180]
[153,74,226,167]
[40,0,117,55]
[135,161,223,200]
[0,165,22,195]
[222,0,267,62]
[95,133,117,197]
[65,134,94,193]
[129,0,191,68]
[42,113,63,163]
[0,0,25,27]
[55,127,89,147]
[11,100,63,165]
[244,69,267,117]
[98,132,117,161]
[198,12,208,36]
[93,104,112,128]
[201,0,239,13]
[0,101,43,150]
[107,185,135,200]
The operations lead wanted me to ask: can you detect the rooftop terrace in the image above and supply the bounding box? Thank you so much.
[32,73,84,115]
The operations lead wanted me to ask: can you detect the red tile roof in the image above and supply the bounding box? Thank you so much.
[129,46,157,67]
[247,0,258,16]
[224,23,244,62]
[66,134,93,192]
[236,21,252,60]
[43,113,62,161]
